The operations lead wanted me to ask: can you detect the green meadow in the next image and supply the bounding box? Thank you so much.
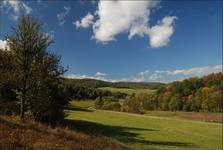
[67,101,222,150]
[98,87,156,95]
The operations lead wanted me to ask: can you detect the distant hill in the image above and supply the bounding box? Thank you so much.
[112,81,164,89]
[63,78,164,89]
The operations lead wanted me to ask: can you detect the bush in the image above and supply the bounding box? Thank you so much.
[95,97,104,109]
[121,96,142,114]
[102,102,121,111]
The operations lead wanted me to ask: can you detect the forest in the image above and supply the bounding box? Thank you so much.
[93,72,223,113]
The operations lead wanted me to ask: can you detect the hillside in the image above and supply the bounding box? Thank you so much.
[63,78,164,89]
[0,115,130,150]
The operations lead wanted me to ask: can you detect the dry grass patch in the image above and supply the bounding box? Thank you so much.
[0,115,130,150]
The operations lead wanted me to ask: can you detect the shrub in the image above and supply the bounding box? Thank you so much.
[95,97,104,109]
[102,102,121,111]
[121,96,142,114]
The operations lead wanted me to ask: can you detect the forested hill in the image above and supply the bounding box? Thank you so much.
[153,72,223,112]
[63,78,164,89]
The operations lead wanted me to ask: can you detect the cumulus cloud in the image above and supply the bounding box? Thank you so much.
[74,12,94,29]
[148,16,177,48]
[2,0,32,21]
[57,6,71,25]
[92,1,159,42]
[74,0,177,47]
[0,40,9,50]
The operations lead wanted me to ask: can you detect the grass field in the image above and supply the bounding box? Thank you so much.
[70,100,223,122]
[67,101,222,150]
[145,111,222,123]
[98,87,156,95]
[70,100,95,108]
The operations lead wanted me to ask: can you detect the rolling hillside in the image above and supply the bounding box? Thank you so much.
[63,78,164,89]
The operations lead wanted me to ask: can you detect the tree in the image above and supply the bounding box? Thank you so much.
[122,95,142,114]
[200,87,212,112]
[209,91,222,112]
[6,16,67,123]
[162,92,171,110]
[168,95,181,111]
[95,96,104,109]
[6,16,49,119]
[0,49,19,114]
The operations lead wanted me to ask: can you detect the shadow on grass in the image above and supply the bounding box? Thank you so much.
[64,119,197,148]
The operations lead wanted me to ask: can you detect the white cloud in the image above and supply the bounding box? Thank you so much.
[43,30,55,41]
[132,70,150,82]
[0,40,9,50]
[167,65,222,76]
[92,1,159,42]
[132,76,145,82]
[149,73,162,81]
[148,64,222,82]
[21,2,32,14]
[95,72,107,77]
[66,72,128,83]
[2,0,32,21]
[0,40,7,49]
[148,16,177,48]
[67,74,95,79]
[57,6,71,25]
[67,71,107,81]
[74,12,94,29]
[75,0,177,47]
[135,64,222,82]
[138,70,149,76]
[213,65,222,71]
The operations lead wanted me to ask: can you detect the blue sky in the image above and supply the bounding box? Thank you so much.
[0,0,222,82]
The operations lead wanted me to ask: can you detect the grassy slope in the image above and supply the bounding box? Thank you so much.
[145,111,222,123]
[0,115,130,150]
[98,87,156,95]
[67,104,222,150]
[70,100,95,108]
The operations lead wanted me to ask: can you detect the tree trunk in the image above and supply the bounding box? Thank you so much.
[20,73,27,120]
[20,96,25,119]
[20,89,26,120]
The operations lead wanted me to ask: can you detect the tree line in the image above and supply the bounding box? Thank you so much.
[154,73,222,112]
[95,73,223,113]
